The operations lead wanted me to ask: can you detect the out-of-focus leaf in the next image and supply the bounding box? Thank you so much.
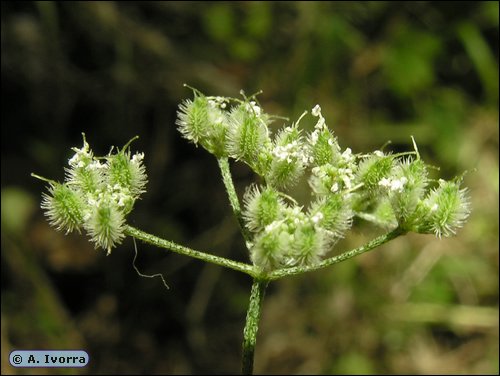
[203,4,235,42]
[383,26,442,97]
[457,21,499,104]
[1,187,36,236]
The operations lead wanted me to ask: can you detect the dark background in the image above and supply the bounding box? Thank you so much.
[1,1,498,374]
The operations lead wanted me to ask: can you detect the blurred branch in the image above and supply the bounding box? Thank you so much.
[383,303,498,330]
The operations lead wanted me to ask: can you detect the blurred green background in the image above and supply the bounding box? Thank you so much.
[1,1,498,374]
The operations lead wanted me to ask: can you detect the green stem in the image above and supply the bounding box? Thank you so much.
[217,157,252,246]
[124,226,404,281]
[267,227,406,280]
[124,225,256,277]
[241,278,269,375]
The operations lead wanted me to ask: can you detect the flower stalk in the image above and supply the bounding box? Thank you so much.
[217,157,253,246]
[241,278,269,375]
[124,225,255,277]
[267,227,406,280]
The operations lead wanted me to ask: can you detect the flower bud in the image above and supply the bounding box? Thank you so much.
[287,222,327,267]
[308,128,341,166]
[385,158,428,224]
[65,137,104,195]
[226,102,271,172]
[355,197,398,229]
[84,198,126,255]
[414,179,471,237]
[309,156,356,197]
[41,182,84,234]
[176,96,210,146]
[106,149,147,200]
[308,193,353,240]
[307,106,341,166]
[243,185,284,232]
[176,94,230,157]
[250,222,285,271]
[249,203,334,270]
[356,152,394,192]
[266,126,308,189]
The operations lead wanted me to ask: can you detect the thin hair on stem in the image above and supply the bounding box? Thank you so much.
[132,237,170,290]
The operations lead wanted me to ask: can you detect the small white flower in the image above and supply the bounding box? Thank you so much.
[87,197,98,207]
[316,117,326,130]
[312,105,321,117]
[331,182,339,193]
[342,176,352,189]
[116,194,129,207]
[248,101,261,116]
[342,148,353,162]
[83,211,91,222]
[265,221,280,233]
[390,177,408,192]
[299,151,309,165]
[310,130,319,145]
[311,212,324,224]
[374,150,384,157]
[88,161,105,170]
[68,154,79,166]
[379,177,391,187]
[68,138,93,168]
[379,176,407,192]
[131,152,144,164]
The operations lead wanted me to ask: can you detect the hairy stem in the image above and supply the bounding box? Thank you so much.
[241,278,269,375]
[124,225,256,277]
[268,227,406,280]
[217,157,252,245]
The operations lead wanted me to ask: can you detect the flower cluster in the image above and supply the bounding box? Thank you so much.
[241,185,353,270]
[35,134,147,255]
[176,88,471,272]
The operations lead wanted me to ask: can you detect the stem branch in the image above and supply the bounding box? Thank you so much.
[124,225,256,277]
[241,278,269,375]
[268,227,406,280]
[217,157,252,245]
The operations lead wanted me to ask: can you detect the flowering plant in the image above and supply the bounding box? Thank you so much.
[33,86,470,374]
